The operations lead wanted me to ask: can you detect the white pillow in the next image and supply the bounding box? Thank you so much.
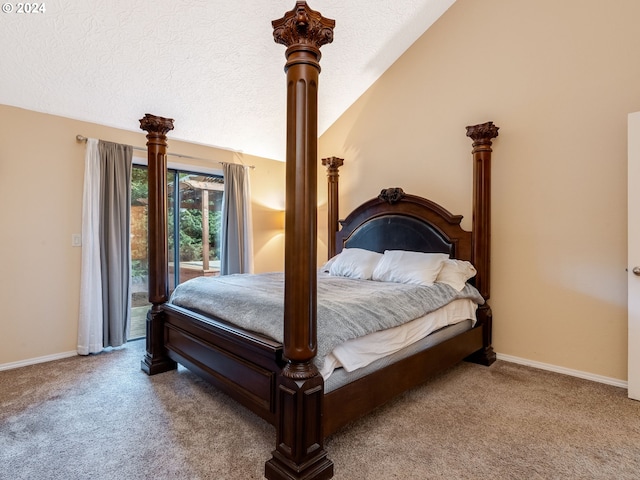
[436,259,477,291]
[328,248,383,280]
[372,250,449,286]
[319,254,339,273]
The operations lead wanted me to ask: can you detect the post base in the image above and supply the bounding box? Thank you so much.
[265,451,333,480]
[140,308,177,376]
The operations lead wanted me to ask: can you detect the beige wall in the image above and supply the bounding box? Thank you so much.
[319,0,640,381]
[3,0,638,381]
[0,105,285,365]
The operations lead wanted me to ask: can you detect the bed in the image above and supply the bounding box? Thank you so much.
[138,3,499,479]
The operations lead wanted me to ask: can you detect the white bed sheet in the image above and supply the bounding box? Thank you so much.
[320,298,477,380]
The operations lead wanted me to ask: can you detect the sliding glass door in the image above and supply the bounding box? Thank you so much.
[129,164,224,339]
[170,171,224,286]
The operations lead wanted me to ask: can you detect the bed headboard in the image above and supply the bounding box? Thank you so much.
[331,121,499,301]
[335,187,472,261]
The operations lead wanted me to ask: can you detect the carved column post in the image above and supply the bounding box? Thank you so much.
[266,3,335,480]
[466,121,499,300]
[466,121,499,367]
[139,113,177,375]
[321,157,343,259]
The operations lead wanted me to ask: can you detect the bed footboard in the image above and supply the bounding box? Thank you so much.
[163,304,284,424]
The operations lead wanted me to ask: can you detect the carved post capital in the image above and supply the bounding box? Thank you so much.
[466,121,499,151]
[322,156,344,174]
[272,2,335,52]
[139,113,175,137]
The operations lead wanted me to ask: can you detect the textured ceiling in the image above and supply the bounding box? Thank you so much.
[0,0,454,161]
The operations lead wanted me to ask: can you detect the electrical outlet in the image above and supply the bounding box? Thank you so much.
[72,234,82,247]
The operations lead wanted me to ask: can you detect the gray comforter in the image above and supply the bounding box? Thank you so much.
[169,272,484,363]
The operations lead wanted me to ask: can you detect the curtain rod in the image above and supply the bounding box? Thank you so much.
[75,135,255,169]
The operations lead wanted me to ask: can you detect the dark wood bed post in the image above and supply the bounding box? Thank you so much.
[139,113,178,375]
[322,156,344,259]
[266,3,335,480]
[466,121,499,366]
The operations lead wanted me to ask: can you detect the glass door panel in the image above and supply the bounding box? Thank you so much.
[129,166,224,339]
[130,165,151,339]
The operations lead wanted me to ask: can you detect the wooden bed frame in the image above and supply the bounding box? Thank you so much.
[138,3,499,479]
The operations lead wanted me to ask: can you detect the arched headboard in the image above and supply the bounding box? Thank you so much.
[335,187,472,261]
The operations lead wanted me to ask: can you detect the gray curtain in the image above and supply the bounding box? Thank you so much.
[98,140,133,347]
[220,163,254,275]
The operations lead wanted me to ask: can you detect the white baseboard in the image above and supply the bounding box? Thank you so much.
[0,349,628,391]
[0,351,78,372]
[496,353,628,389]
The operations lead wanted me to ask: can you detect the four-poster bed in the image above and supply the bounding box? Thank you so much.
[139,3,498,479]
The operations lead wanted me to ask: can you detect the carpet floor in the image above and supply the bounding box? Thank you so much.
[1,339,639,479]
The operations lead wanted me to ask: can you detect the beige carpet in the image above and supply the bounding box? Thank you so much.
[1,339,639,480]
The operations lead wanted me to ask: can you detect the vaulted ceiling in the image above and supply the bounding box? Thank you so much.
[0,0,455,160]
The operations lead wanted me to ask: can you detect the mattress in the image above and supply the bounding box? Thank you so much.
[169,272,483,376]
[319,298,477,379]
